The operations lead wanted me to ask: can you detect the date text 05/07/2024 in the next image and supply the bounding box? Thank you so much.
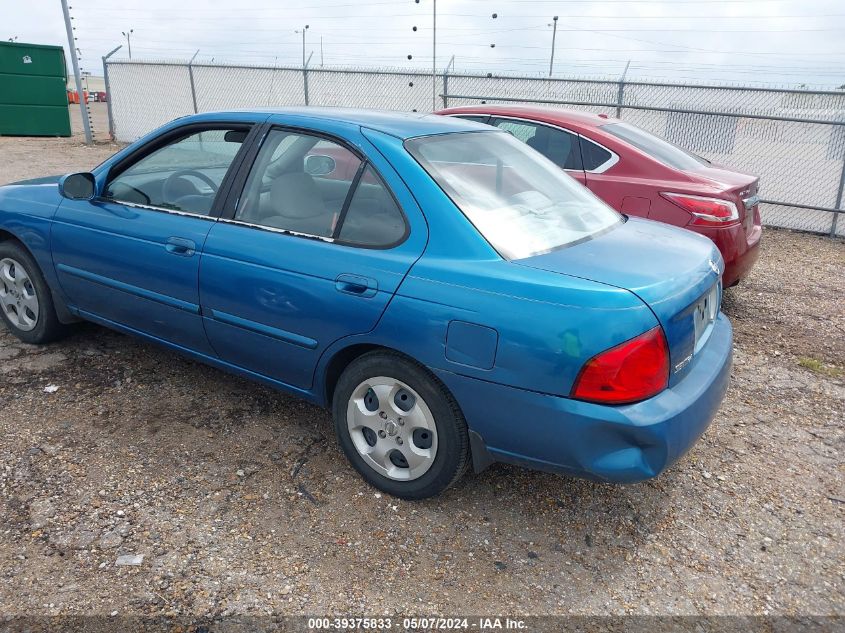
[306,616,528,630]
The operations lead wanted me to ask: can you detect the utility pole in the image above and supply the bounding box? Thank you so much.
[548,16,558,77]
[121,29,133,59]
[61,0,92,144]
[320,36,324,67]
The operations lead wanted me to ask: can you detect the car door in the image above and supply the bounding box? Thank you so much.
[51,122,256,354]
[198,125,427,390]
[488,117,587,184]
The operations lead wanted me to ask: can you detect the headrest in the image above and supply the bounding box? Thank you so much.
[269,172,325,219]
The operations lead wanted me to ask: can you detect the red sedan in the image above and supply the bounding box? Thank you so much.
[437,104,761,287]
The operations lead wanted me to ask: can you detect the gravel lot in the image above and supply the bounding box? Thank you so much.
[0,110,843,620]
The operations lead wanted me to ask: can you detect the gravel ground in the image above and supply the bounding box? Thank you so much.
[0,117,843,620]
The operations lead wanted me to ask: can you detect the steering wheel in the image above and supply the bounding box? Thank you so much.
[162,169,219,202]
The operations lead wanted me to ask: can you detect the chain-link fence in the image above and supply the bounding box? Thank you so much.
[102,58,845,235]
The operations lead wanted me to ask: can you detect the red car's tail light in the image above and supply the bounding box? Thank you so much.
[661,192,739,226]
[572,326,670,405]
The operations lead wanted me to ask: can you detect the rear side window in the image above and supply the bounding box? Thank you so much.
[490,118,582,170]
[604,122,706,171]
[338,165,406,247]
[235,127,406,247]
[235,129,361,237]
[580,139,614,172]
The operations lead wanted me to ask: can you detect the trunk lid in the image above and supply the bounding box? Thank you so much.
[515,217,723,383]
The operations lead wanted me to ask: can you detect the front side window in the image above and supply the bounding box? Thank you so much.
[105,128,247,215]
[406,131,622,259]
[236,129,407,247]
[491,118,582,171]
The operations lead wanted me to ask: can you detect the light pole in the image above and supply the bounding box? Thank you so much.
[548,16,558,77]
[295,25,309,69]
[121,29,133,59]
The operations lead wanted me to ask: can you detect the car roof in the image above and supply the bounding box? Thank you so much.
[182,107,493,140]
[440,104,615,130]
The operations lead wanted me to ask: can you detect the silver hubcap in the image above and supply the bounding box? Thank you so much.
[346,376,438,481]
[0,257,39,332]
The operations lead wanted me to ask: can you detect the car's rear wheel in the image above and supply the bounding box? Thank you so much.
[332,351,470,499]
[0,241,66,344]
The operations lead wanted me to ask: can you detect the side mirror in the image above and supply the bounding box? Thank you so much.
[59,172,96,200]
[304,154,336,177]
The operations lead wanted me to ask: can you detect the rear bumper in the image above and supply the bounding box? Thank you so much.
[435,314,733,483]
[697,222,762,287]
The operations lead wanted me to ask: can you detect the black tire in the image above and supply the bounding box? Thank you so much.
[0,240,67,345]
[332,351,470,500]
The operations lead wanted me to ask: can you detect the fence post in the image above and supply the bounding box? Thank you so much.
[441,55,455,109]
[303,51,314,106]
[831,147,845,236]
[616,60,630,119]
[101,45,122,141]
[188,50,200,114]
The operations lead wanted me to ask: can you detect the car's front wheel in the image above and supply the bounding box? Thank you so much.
[0,241,66,344]
[332,351,470,499]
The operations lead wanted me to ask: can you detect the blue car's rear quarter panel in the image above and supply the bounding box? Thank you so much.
[379,263,659,396]
[434,314,732,482]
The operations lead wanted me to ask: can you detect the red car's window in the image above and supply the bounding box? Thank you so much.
[604,122,706,171]
[580,139,614,172]
[490,118,583,171]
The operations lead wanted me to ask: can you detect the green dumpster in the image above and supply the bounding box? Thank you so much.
[0,41,71,137]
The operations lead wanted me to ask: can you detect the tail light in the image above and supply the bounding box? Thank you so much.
[661,192,739,227]
[572,326,669,405]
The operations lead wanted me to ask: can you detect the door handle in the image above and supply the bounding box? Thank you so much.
[335,273,377,298]
[165,237,196,257]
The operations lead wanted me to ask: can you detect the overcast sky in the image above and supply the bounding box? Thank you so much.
[6,0,845,87]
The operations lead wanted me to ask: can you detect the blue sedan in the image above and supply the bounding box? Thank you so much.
[0,109,731,498]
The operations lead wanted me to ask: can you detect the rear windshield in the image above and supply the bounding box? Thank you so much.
[603,122,706,171]
[406,131,622,259]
